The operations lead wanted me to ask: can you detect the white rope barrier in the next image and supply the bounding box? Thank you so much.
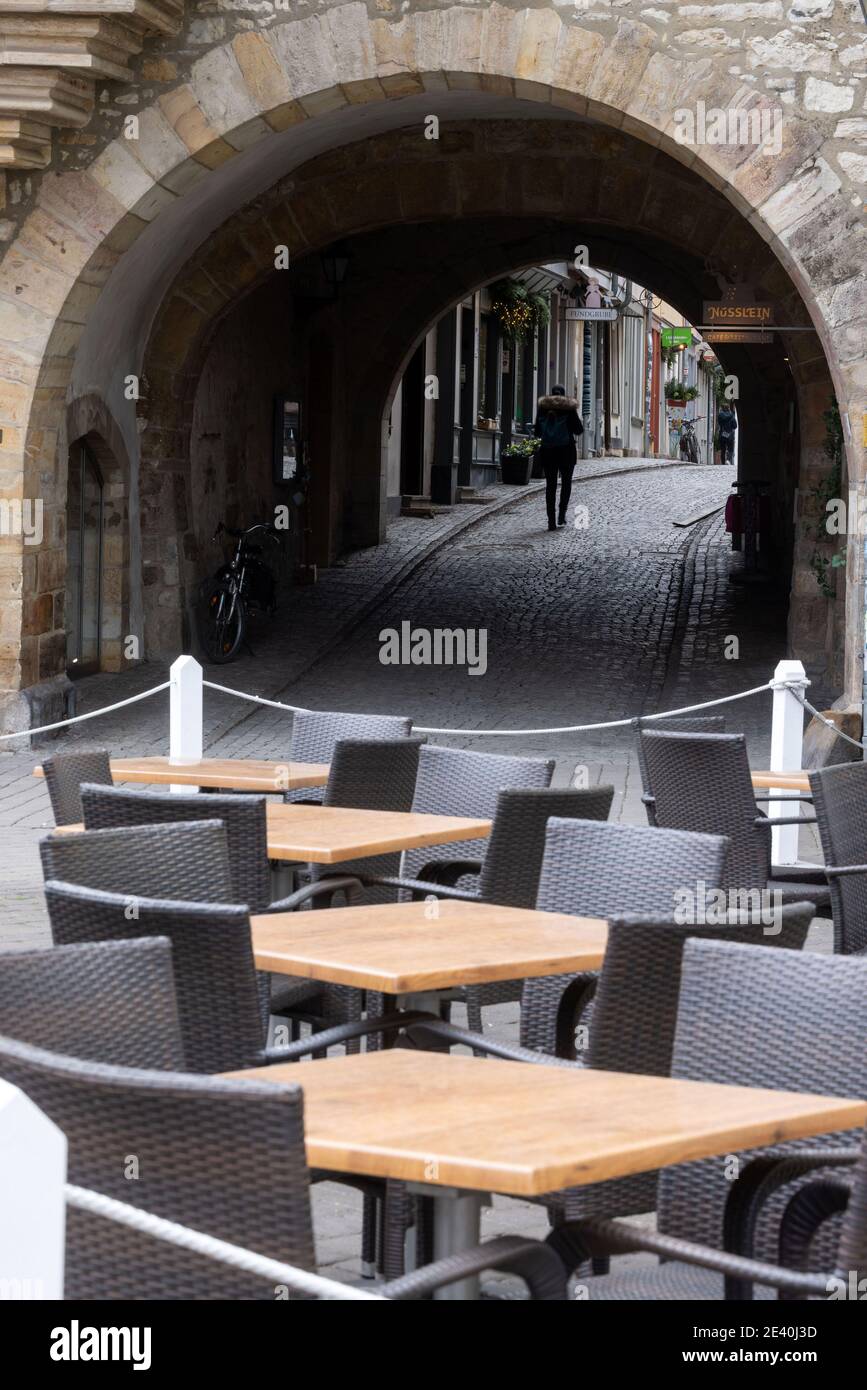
[65,1184,385,1301]
[0,682,170,743]
[206,675,776,737]
[203,679,310,715]
[5,655,856,756]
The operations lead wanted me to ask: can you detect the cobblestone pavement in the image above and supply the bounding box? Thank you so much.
[0,458,831,1292]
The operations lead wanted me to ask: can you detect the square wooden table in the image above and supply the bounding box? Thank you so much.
[225,1050,867,1299]
[34,756,330,793]
[251,899,607,1005]
[54,803,492,867]
[262,802,491,864]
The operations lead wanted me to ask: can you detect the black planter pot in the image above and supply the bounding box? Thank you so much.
[501,453,533,485]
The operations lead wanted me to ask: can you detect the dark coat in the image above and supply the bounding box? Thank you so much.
[533,395,584,459]
[717,406,738,438]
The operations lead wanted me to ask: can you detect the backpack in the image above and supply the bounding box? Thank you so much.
[541,409,571,448]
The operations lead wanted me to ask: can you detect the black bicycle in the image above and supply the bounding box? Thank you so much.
[197,522,281,664]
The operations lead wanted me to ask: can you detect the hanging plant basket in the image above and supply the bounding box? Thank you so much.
[489,278,551,341]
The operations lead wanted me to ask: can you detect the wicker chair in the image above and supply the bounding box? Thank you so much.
[400,744,555,886]
[0,936,184,1069]
[347,744,556,905]
[640,730,830,910]
[302,736,425,908]
[286,709,413,804]
[544,936,867,1298]
[80,784,273,910]
[76,783,343,1017]
[520,816,730,1055]
[632,715,725,825]
[41,749,113,826]
[39,818,320,1025]
[0,1034,567,1299]
[44,881,273,1072]
[39,820,234,901]
[360,787,614,1033]
[808,761,867,953]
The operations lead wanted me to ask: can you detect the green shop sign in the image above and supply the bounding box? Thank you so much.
[661,327,692,349]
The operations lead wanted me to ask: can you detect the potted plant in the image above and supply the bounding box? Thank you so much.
[500,435,540,485]
[665,380,699,408]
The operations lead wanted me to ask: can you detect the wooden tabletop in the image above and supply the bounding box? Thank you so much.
[34,756,330,793]
[251,900,608,991]
[263,802,491,863]
[751,771,811,793]
[224,1051,867,1198]
[55,802,492,863]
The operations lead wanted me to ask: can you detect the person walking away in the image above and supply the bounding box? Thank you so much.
[717,402,737,465]
[533,385,584,529]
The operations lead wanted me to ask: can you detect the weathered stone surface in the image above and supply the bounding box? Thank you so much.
[804,77,855,112]
[189,44,261,136]
[231,30,290,116]
[759,155,841,235]
[747,30,832,73]
[125,103,188,182]
[837,150,867,180]
[269,17,340,100]
[158,84,234,165]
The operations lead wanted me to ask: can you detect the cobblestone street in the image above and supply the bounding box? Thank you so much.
[0,459,830,1289]
[0,459,822,947]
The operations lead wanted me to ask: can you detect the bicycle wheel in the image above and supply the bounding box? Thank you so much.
[198,581,245,663]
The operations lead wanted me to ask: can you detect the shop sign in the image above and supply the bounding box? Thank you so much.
[705,330,773,345]
[661,327,692,349]
[564,307,618,322]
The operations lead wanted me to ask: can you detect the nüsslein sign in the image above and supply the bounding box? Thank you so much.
[703,301,774,326]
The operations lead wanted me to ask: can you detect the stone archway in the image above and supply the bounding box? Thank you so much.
[0,3,863,728]
[134,117,840,677]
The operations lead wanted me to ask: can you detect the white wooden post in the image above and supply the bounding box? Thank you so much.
[169,655,203,794]
[0,1079,66,1299]
[769,658,809,866]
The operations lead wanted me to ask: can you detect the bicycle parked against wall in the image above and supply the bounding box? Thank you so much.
[678,415,705,464]
[197,522,282,664]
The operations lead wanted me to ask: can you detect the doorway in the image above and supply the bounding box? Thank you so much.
[399,342,425,496]
[66,441,103,676]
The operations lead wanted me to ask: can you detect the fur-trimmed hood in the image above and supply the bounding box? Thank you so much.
[537,395,580,411]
